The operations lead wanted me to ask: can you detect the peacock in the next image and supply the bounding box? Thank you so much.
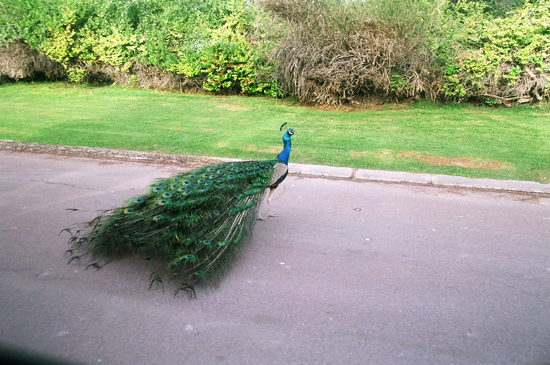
[66,124,297,296]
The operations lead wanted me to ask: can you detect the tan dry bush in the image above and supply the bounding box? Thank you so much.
[130,63,205,92]
[0,40,65,81]
[75,62,205,92]
[262,0,439,106]
[274,23,438,106]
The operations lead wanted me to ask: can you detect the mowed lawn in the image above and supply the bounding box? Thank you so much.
[1,82,549,183]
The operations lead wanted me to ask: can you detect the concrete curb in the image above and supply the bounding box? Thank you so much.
[289,163,550,195]
[1,140,549,195]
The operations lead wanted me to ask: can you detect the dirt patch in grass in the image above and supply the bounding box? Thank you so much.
[300,95,413,112]
[397,151,513,170]
[214,141,228,148]
[352,149,513,170]
[217,103,249,111]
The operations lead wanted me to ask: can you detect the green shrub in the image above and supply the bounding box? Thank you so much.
[441,0,549,103]
[1,0,281,94]
[167,0,282,96]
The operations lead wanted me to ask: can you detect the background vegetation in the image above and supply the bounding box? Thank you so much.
[1,0,549,106]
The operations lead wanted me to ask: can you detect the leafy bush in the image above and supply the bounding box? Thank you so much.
[168,1,283,96]
[440,0,549,104]
[0,0,281,95]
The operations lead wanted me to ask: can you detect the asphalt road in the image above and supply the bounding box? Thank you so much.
[0,150,549,365]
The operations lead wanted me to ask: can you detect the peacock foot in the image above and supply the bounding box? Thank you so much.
[148,271,165,293]
[174,283,196,299]
[257,213,278,221]
[85,262,102,270]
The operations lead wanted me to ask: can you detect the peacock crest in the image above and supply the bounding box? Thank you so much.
[65,125,297,297]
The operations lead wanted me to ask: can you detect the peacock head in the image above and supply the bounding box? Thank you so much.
[276,124,297,164]
[280,123,298,137]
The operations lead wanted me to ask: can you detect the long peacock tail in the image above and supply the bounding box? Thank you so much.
[67,160,280,288]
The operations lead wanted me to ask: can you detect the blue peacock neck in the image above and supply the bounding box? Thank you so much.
[276,131,292,165]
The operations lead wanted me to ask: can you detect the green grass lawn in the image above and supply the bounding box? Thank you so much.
[1,82,549,183]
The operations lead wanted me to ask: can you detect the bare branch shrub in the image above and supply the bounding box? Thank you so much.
[459,62,550,106]
[130,63,205,92]
[75,62,205,92]
[261,0,442,106]
[0,40,65,81]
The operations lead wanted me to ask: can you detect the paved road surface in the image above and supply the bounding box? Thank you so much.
[0,150,549,364]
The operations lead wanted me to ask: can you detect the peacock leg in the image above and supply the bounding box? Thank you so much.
[258,188,278,221]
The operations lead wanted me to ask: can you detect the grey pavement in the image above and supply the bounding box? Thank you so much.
[0,149,549,365]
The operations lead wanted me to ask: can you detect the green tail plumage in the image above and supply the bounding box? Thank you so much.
[66,127,297,295]
[67,160,277,285]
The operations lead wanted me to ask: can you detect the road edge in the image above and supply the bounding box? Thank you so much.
[1,140,548,195]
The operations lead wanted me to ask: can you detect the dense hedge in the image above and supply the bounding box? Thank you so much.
[440,0,550,105]
[0,0,548,105]
[0,0,281,96]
